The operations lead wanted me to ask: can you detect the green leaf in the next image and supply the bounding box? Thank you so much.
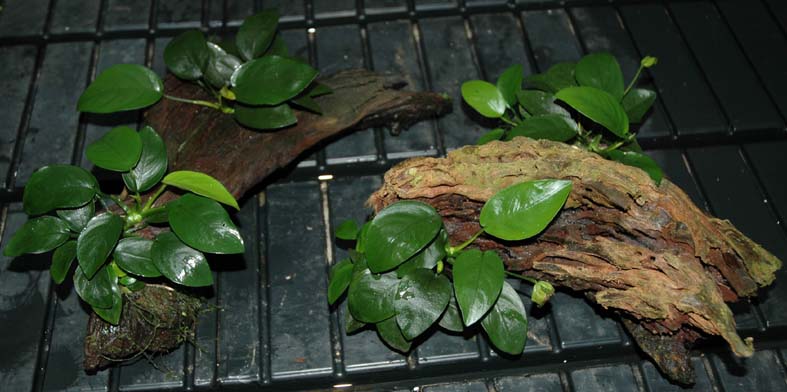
[335,220,359,241]
[23,165,98,216]
[265,36,289,57]
[575,52,625,100]
[164,30,210,80]
[496,64,523,108]
[144,209,169,224]
[234,103,297,130]
[622,88,657,123]
[236,9,279,61]
[51,240,77,284]
[606,150,664,186]
[92,288,122,325]
[438,294,464,333]
[531,280,555,307]
[347,267,398,323]
[121,276,146,292]
[151,232,213,287]
[461,80,506,118]
[505,114,578,142]
[365,201,442,273]
[73,265,118,309]
[56,202,94,233]
[78,64,163,113]
[453,249,505,326]
[290,94,322,114]
[86,126,143,172]
[524,62,577,93]
[345,307,366,334]
[394,269,451,340]
[308,83,333,98]
[204,42,242,88]
[77,213,124,279]
[516,90,570,117]
[2,216,71,257]
[355,221,371,253]
[114,237,161,277]
[162,170,239,210]
[376,317,411,353]
[481,281,528,355]
[168,193,244,254]
[232,56,319,105]
[328,258,353,305]
[122,126,168,193]
[396,229,447,278]
[476,128,505,145]
[555,86,629,138]
[480,179,572,241]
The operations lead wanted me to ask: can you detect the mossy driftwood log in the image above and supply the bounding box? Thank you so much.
[367,137,782,384]
[82,69,452,371]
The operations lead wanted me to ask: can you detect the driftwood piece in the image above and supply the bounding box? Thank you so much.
[367,137,782,384]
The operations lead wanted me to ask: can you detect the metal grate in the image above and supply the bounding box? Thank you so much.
[1,0,786,390]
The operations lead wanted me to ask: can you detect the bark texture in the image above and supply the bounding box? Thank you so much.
[367,137,782,384]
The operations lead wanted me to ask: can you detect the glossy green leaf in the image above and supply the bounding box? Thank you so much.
[73,265,118,309]
[524,62,577,93]
[2,216,70,257]
[50,240,77,284]
[290,94,322,114]
[476,128,505,145]
[164,30,210,80]
[453,249,505,326]
[308,83,333,98]
[335,220,359,241]
[151,232,212,287]
[461,80,506,118]
[234,103,297,130]
[481,281,528,355]
[162,171,239,210]
[622,88,657,123]
[122,276,146,292]
[144,208,169,224]
[114,237,161,277]
[396,229,447,278]
[77,213,124,279]
[236,9,279,61]
[480,179,572,241]
[86,126,143,171]
[168,193,244,254]
[204,42,242,88]
[355,221,371,253]
[122,126,168,193]
[92,288,122,325]
[555,86,629,137]
[232,55,319,105]
[23,165,98,216]
[505,114,578,142]
[265,36,289,57]
[496,64,523,108]
[377,317,411,352]
[345,306,366,334]
[438,295,464,333]
[78,64,163,113]
[575,52,625,100]
[365,201,442,273]
[347,267,398,323]
[56,202,94,233]
[394,269,451,340]
[516,90,570,117]
[606,150,664,186]
[328,258,353,305]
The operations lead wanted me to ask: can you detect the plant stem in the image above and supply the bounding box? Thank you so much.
[447,228,485,256]
[623,64,645,98]
[143,184,167,211]
[141,206,166,218]
[500,116,518,127]
[163,94,222,110]
[505,270,538,285]
[108,194,130,214]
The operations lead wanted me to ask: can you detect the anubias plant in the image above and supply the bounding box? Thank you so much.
[462,52,663,184]
[328,179,571,355]
[77,9,331,130]
[2,125,244,325]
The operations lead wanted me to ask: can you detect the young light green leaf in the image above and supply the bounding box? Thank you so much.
[335,220,360,241]
[24,165,98,216]
[234,103,297,130]
[516,90,570,117]
[2,216,70,257]
[481,281,528,355]
[476,128,505,145]
[56,201,94,233]
[365,201,442,273]
[78,64,163,113]
[151,232,213,287]
[114,237,161,277]
[505,114,578,142]
[453,249,505,326]
[92,288,122,325]
[531,280,555,307]
[461,80,506,118]
[236,9,279,61]
[328,258,353,305]
[168,193,244,254]
[394,269,451,340]
[524,62,577,93]
[438,294,464,333]
[51,240,77,284]
[376,317,411,353]
[73,265,118,309]
[480,179,572,241]
[575,52,625,100]
[86,126,143,172]
[606,150,664,186]
[164,30,210,80]
[347,268,398,323]
[77,213,124,279]
[555,86,629,137]
[396,229,447,278]
[622,88,657,123]
[162,170,239,210]
[232,56,319,105]
[204,42,242,88]
[496,64,524,108]
[122,126,168,193]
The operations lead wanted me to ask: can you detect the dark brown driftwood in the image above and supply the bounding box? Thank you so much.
[367,137,782,384]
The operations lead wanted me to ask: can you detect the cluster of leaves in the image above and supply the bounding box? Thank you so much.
[2,126,244,324]
[328,179,571,355]
[462,52,663,185]
[77,10,331,130]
